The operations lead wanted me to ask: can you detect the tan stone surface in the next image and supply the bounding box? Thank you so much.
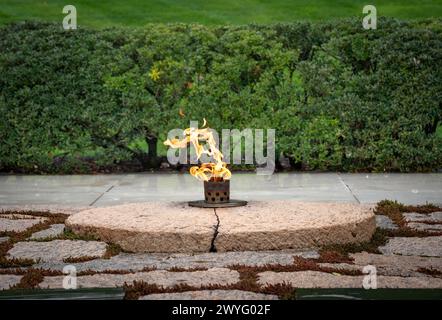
[318,263,363,273]
[350,252,442,272]
[140,290,278,300]
[0,205,86,215]
[29,224,65,240]
[379,236,442,257]
[407,222,442,232]
[0,214,47,232]
[7,240,108,262]
[66,201,375,253]
[40,268,239,289]
[66,202,216,253]
[403,212,442,223]
[258,271,442,288]
[34,250,319,272]
[215,201,375,251]
[322,253,442,277]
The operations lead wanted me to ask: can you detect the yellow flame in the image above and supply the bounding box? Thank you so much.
[164,119,231,181]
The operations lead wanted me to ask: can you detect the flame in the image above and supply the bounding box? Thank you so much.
[164,119,231,181]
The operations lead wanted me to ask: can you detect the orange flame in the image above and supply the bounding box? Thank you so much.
[164,119,231,181]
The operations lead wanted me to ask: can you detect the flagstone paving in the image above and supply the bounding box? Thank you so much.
[139,290,279,300]
[317,253,442,277]
[35,250,320,272]
[317,263,363,273]
[257,271,442,288]
[0,275,22,290]
[0,214,46,232]
[40,268,239,289]
[2,199,442,298]
[29,224,65,240]
[402,211,442,233]
[7,240,108,262]
[0,205,86,215]
[407,222,442,233]
[350,252,442,277]
[378,236,442,257]
[0,236,9,243]
[375,215,398,230]
[403,212,442,223]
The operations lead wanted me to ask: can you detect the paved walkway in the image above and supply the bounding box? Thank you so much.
[0,173,440,206]
[0,173,442,206]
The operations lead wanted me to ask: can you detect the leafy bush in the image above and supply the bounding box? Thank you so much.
[0,19,441,173]
[297,19,442,171]
[0,22,133,172]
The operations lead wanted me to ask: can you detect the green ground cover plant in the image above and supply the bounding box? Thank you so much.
[1,1,441,27]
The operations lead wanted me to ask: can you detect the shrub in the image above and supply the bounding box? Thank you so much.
[298,19,442,171]
[0,22,132,172]
[0,19,440,172]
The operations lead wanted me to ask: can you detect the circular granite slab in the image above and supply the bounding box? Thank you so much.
[65,201,375,253]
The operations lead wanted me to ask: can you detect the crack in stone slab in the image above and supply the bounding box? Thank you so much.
[210,209,220,253]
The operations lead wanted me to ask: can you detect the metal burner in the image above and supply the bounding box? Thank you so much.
[188,199,247,208]
[188,179,247,208]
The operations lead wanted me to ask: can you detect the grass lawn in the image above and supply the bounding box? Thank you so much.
[0,0,441,28]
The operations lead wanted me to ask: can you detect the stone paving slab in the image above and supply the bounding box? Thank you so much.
[0,205,87,215]
[66,202,216,253]
[378,236,442,257]
[66,201,375,253]
[214,201,375,252]
[0,275,22,290]
[140,290,278,300]
[350,252,442,277]
[35,250,319,272]
[407,222,442,232]
[375,215,398,230]
[29,224,65,240]
[258,271,363,288]
[403,212,442,223]
[317,263,363,273]
[40,268,239,289]
[0,214,46,232]
[7,240,108,262]
[0,213,41,219]
[257,271,442,288]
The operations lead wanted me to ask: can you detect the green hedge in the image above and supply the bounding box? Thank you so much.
[0,19,441,173]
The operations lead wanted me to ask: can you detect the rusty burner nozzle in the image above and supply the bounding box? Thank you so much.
[188,179,247,208]
[204,179,230,203]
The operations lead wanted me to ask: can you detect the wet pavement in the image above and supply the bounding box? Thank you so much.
[0,172,441,207]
